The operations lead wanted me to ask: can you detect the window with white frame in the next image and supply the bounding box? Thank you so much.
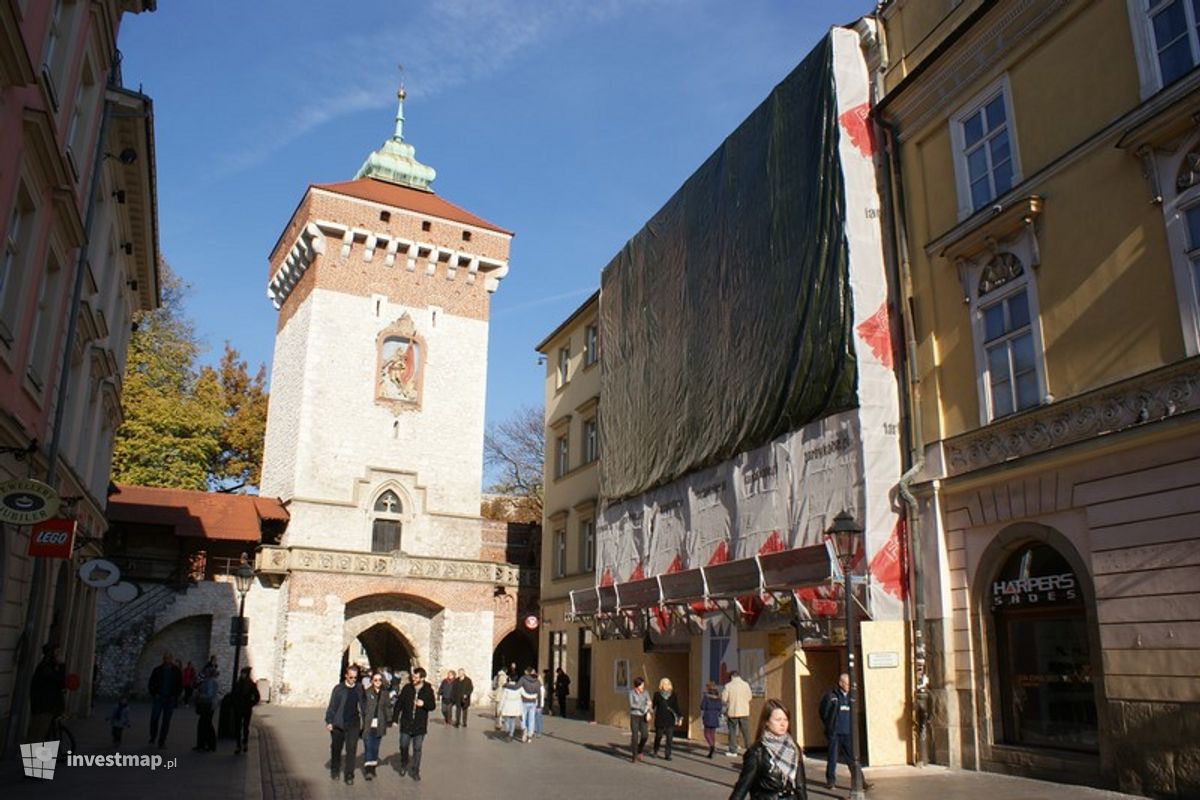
[584,323,599,366]
[27,246,64,391]
[41,0,80,108]
[554,529,566,578]
[557,346,570,387]
[66,57,98,182]
[579,518,595,572]
[1,185,36,345]
[951,78,1019,219]
[555,434,569,478]
[1148,0,1200,87]
[582,417,598,464]
[972,251,1044,421]
[1160,140,1200,354]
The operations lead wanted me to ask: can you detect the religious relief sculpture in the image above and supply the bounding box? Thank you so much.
[376,313,425,409]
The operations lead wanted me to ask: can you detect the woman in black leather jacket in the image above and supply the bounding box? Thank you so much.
[729,698,808,800]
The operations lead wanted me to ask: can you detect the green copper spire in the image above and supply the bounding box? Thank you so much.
[355,86,437,190]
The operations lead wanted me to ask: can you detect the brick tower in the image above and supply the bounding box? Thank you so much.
[256,88,519,704]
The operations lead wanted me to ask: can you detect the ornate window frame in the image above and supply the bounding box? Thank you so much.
[1158,130,1200,355]
[1127,0,1200,99]
[369,484,413,554]
[949,74,1022,222]
[963,230,1050,425]
[375,312,425,413]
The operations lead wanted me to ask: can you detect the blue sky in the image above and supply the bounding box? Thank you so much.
[118,1,873,477]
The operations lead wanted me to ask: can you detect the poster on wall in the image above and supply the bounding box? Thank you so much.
[614,659,630,691]
[739,649,766,697]
[702,616,738,686]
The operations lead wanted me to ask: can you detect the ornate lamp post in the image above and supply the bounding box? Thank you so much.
[827,511,866,799]
[230,554,255,691]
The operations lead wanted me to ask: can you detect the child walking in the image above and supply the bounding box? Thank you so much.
[109,695,131,746]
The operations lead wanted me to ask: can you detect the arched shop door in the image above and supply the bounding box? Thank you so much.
[990,543,1098,752]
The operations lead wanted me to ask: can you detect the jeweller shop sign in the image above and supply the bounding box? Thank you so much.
[0,479,60,525]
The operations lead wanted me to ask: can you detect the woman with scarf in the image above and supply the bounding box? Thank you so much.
[729,698,808,800]
[359,672,391,781]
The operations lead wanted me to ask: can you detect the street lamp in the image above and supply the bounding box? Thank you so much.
[230,554,254,691]
[827,511,866,799]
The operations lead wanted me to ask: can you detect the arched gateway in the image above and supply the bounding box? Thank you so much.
[249,90,537,705]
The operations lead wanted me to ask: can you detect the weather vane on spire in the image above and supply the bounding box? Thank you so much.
[393,63,407,141]
[397,62,406,100]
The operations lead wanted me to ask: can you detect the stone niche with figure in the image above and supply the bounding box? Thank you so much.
[376,313,425,412]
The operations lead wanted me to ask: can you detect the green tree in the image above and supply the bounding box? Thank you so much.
[206,343,269,490]
[111,263,223,490]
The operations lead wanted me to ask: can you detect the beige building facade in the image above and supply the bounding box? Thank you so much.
[877,1,1200,796]
[535,291,600,715]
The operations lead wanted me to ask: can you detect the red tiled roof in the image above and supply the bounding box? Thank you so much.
[313,178,513,235]
[107,484,288,542]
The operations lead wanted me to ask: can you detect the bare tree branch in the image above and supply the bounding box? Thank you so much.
[484,404,544,519]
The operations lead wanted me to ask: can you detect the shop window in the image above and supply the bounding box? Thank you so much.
[990,543,1097,752]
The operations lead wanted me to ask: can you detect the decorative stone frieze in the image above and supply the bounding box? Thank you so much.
[255,545,538,588]
[943,357,1200,476]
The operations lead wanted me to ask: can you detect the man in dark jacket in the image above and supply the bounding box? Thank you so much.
[147,652,183,747]
[325,665,363,784]
[394,667,436,781]
[820,673,864,790]
[29,643,65,741]
[452,668,473,728]
[231,666,260,754]
[554,668,571,717]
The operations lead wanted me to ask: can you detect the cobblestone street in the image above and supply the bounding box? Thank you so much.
[1,702,1143,800]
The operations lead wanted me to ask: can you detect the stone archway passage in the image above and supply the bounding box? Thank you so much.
[353,622,413,673]
[493,629,537,677]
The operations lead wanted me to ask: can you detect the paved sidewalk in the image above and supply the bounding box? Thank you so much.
[254,705,1142,800]
[0,700,257,798]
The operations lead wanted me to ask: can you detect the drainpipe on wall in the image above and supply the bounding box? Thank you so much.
[870,6,931,765]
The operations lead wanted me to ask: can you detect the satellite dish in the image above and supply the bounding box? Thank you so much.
[106,581,139,603]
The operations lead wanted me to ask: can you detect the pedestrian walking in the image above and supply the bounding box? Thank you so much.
[517,667,540,743]
[181,661,196,706]
[700,681,723,758]
[729,698,808,800]
[360,671,391,781]
[554,668,571,717]
[542,669,553,714]
[325,664,364,785]
[628,676,651,763]
[652,677,682,760]
[535,674,546,737]
[28,643,65,742]
[192,669,218,753]
[453,668,473,728]
[231,666,260,754]
[147,651,183,748]
[722,670,753,757]
[394,667,436,781]
[820,672,868,790]
[438,670,457,725]
[109,695,131,746]
[493,667,509,729]
[201,655,219,680]
[498,675,523,740]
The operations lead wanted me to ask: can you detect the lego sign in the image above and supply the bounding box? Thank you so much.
[27,518,76,559]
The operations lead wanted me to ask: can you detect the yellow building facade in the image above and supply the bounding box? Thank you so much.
[877,1,1200,796]
[536,292,600,717]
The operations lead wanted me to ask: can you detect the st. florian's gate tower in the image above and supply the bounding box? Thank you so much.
[252,89,529,704]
